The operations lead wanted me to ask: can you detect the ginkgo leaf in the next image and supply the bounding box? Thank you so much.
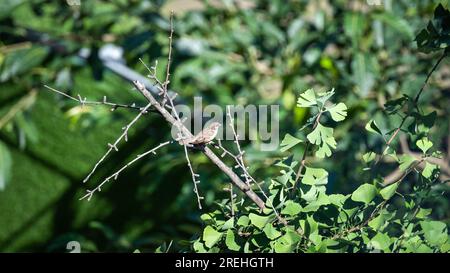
[302,167,328,186]
[399,154,417,171]
[362,152,376,163]
[315,136,336,158]
[416,137,433,154]
[280,134,303,152]
[307,123,337,158]
[421,162,438,179]
[327,102,348,122]
[297,89,317,108]
[365,119,383,135]
[380,183,398,200]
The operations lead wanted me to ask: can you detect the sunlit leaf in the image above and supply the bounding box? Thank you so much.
[351,184,377,204]
[280,134,303,152]
[380,183,398,200]
[326,102,348,122]
[297,89,317,108]
[416,137,433,154]
[307,123,336,158]
[225,230,240,251]
[203,226,223,248]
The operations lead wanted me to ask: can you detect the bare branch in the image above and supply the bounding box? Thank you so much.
[80,140,172,201]
[132,80,266,210]
[82,101,154,183]
[222,107,286,224]
[44,85,149,112]
[182,144,203,209]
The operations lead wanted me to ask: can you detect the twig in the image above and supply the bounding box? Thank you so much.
[140,12,205,208]
[229,184,235,217]
[80,141,172,201]
[182,143,203,209]
[82,101,154,183]
[163,11,174,97]
[224,107,286,224]
[293,109,323,189]
[44,85,150,112]
[414,52,446,104]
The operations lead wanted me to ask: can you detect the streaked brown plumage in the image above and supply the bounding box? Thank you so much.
[180,122,221,145]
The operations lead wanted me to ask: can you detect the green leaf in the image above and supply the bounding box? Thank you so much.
[362,152,376,163]
[0,141,12,191]
[420,221,448,246]
[384,96,408,115]
[237,215,250,227]
[281,200,302,216]
[203,226,223,248]
[416,137,433,154]
[280,134,302,152]
[193,240,207,253]
[351,184,377,204]
[370,233,391,251]
[416,208,432,219]
[365,119,383,135]
[421,162,438,179]
[326,102,348,122]
[221,218,234,230]
[380,183,398,200]
[399,154,417,171]
[225,230,240,251]
[263,224,282,240]
[302,167,328,186]
[249,213,270,230]
[302,192,330,212]
[307,123,336,158]
[328,194,349,207]
[369,214,387,231]
[297,89,317,108]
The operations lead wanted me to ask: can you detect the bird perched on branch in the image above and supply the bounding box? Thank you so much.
[180,122,221,145]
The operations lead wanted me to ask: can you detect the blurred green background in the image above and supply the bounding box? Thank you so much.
[0,0,449,252]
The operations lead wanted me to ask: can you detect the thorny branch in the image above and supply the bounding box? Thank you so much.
[80,141,172,201]
[132,80,266,210]
[44,85,151,112]
[46,12,266,210]
[140,12,204,209]
[81,101,154,183]
[45,85,157,186]
[216,106,286,224]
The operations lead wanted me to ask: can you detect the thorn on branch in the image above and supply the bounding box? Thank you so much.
[108,143,118,151]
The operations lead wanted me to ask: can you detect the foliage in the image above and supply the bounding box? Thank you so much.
[189,2,450,253]
[192,85,448,253]
[0,0,449,253]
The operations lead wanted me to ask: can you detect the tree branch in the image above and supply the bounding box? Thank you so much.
[132,80,266,210]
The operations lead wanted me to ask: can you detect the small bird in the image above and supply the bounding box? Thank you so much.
[180,122,221,145]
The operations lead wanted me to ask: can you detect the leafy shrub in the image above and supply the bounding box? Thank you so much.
[190,4,450,253]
